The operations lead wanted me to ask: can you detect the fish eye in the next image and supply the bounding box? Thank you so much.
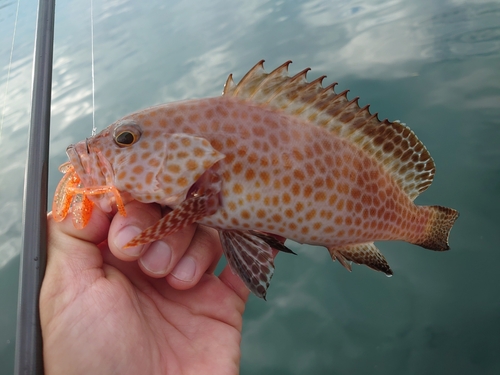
[113,122,142,147]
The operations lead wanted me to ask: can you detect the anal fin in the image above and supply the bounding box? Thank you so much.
[328,242,393,276]
[220,230,275,299]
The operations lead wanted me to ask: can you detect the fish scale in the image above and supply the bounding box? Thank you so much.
[53,61,459,299]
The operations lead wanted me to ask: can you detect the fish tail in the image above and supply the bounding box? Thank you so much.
[414,206,459,251]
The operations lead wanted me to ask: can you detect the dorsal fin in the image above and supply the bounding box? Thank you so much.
[223,61,435,200]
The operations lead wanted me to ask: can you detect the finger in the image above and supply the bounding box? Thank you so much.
[108,201,162,261]
[138,222,197,277]
[43,207,112,305]
[165,225,223,290]
[218,265,251,303]
[109,201,200,279]
[47,207,111,273]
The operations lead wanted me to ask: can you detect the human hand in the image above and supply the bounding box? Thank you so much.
[40,200,250,375]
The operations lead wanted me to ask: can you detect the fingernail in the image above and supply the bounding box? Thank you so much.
[140,242,172,275]
[171,256,196,282]
[114,226,143,256]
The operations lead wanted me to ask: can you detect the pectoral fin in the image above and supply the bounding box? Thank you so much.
[125,193,220,248]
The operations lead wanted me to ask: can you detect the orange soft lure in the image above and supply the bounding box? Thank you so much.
[53,162,126,228]
[53,61,459,298]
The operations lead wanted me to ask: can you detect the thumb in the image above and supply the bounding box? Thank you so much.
[40,207,112,336]
[45,206,112,284]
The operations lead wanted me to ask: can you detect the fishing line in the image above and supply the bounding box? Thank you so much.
[90,0,96,136]
[0,0,21,142]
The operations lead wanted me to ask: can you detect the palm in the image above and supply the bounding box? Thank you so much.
[41,206,246,375]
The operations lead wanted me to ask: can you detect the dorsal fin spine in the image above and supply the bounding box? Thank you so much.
[223,74,234,95]
[322,82,338,93]
[290,67,311,83]
[231,60,265,97]
[250,61,291,101]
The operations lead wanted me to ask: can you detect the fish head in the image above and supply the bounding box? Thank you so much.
[66,114,225,211]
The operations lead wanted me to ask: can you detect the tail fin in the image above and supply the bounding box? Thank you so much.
[415,206,459,251]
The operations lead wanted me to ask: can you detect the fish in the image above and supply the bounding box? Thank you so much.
[53,60,459,299]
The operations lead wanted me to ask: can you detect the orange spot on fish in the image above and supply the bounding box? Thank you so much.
[303,185,313,198]
[314,191,327,202]
[271,214,282,223]
[259,171,270,185]
[133,165,144,174]
[210,120,221,132]
[186,159,198,171]
[167,164,181,174]
[336,199,345,211]
[251,113,262,123]
[305,209,316,220]
[233,183,244,194]
[245,168,255,181]
[188,113,200,122]
[252,126,266,137]
[282,192,291,204]
[177,176,188,187]
[203,159,214,169]
[232,162,243,174]
[283,175,291,187]
[180,137,191,147]
[272,196,279,206]
[293,170,305,181]
[148,158,160,167]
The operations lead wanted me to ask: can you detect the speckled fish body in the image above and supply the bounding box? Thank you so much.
[56,61,459,298]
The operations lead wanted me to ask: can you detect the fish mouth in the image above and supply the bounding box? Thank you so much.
[66,144,86,180]
[66,140,105,188]
[66,140,117,213]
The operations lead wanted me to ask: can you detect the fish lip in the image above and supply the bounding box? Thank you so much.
[66,144,84,175]
[66,142,97,187]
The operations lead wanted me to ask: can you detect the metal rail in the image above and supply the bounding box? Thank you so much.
[14,0,56,373]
